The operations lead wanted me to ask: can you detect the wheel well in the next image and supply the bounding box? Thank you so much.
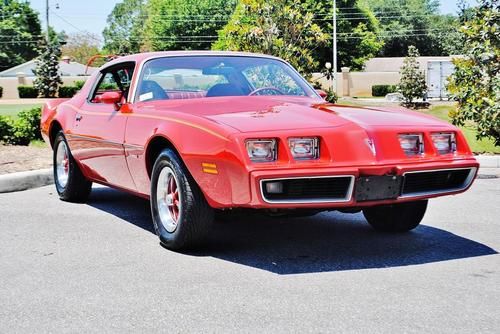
[145,136,181,178]
[49,121,62,148]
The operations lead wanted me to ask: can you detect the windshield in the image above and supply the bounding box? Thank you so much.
[135,56,317,102]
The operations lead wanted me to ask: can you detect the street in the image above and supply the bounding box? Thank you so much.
[0,178,499,333]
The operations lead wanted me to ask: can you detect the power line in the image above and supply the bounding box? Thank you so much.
[49,10,102,42]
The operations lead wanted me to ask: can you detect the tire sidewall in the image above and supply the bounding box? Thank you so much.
[150,149,191,248]
[53,132,70,195]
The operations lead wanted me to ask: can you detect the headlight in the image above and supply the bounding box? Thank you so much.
[398,134,424,156]
[431,132,456,154]
[246,139,277,162]
[288,137,319,160]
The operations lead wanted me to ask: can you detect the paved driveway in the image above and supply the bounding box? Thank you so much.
[0,179,499,333]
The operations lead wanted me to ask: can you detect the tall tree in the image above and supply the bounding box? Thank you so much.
[144,0,237,51]
[365,0,449,56]
[313,0,383,71]
[61,32,102,65]
[398,45,427,105]
[0,0,43,70]
[213,0,329,77]
[448,0,499,145]
[103,0,146,54]
[33,41,63,98]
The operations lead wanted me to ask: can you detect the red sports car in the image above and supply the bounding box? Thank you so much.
[41,51,479,250]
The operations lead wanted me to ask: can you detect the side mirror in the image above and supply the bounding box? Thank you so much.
[100,91,122,111]
[316,89,327,99]
[100,91,122,105]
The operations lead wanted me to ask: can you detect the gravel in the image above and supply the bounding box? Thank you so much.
[0,144,52,175]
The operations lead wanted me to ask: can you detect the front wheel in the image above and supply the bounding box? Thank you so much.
[363,200,428,232]
[53,131,92,202]
[150,149,214,250]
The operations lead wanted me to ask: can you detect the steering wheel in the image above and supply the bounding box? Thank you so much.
[248,87,285,96]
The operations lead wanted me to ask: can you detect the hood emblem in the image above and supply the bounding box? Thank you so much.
[365,138,377,156]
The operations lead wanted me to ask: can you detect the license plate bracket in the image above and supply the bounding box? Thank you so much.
[355,175,402,202]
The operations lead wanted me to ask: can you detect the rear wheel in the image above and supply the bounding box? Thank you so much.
[363,200,428,232]
[150,149,214,250]
[53,131,92,202]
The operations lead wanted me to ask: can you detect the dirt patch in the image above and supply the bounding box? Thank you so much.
[0,144,52,175]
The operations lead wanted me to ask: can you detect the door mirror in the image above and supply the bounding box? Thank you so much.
[316,89,327,99]
[100,91,122,105]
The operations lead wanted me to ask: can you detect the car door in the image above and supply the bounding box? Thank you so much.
[69,63,136,190]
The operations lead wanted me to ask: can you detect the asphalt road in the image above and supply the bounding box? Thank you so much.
[0,178,499,333]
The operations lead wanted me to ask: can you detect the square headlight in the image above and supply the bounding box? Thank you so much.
[398,134,424,156]
[246,139,277,162]
[288,137,319,160]
[431,132,456,154]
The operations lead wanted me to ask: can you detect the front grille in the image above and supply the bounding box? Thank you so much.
[261,176,354,203]
[401,168,474,196]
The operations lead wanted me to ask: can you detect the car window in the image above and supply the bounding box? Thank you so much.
[90,64,135,103]
[138,69,227,102]
[135,56,316,102]
[242,64,305,96]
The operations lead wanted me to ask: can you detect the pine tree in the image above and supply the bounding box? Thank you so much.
[398,46,427,106]
[33,41,63,98]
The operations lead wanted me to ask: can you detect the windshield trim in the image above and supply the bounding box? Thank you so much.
[129,55,320,103]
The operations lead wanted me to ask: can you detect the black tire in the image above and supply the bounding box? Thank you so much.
[363,200,428,232]
[53,131,92,202]
[150,148,214,250]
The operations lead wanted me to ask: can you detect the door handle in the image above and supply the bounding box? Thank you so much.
[75,114,82,122]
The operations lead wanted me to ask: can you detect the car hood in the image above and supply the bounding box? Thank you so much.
[144,96,450,133]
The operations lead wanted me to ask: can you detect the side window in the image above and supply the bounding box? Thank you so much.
[90,64,135,103]
[90,72,120,103]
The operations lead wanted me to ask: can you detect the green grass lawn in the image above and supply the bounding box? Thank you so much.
[419,105,500,154]
[0,104,42,118]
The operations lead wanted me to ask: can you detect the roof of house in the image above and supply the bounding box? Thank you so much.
[0,59,97,77]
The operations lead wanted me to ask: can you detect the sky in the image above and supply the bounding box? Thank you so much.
[29,0,478,43]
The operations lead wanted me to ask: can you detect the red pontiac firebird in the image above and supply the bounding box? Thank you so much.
[41,51,479,250]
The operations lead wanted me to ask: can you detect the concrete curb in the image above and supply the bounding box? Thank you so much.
[475,155,500,168]
[0,169,53,193]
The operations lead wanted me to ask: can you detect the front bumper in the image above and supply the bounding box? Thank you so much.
[243,159,479,209]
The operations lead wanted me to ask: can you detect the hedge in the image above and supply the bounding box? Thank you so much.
[0,107,42,145]
[372,84,397,97]
[74,80,86,89]
[59,86,79,98]
[0,86,3,98]
[18,85,38,98]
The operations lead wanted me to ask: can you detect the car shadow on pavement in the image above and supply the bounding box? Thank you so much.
[87,187,497,275]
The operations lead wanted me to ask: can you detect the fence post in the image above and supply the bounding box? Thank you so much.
[16,72,26,86]
[341,67,350,97]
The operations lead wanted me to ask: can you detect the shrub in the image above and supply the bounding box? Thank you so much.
[0,116,14,142]
[58,86,79,98]
[0,107,42,145]
[18,85,38,98]
[372,85,397,97]
[0,86,3,98]
[74,80,86,89]
[325,89,339,104]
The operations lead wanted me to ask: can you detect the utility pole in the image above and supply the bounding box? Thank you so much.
[46,0,50,43]
[332,0,337,93]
